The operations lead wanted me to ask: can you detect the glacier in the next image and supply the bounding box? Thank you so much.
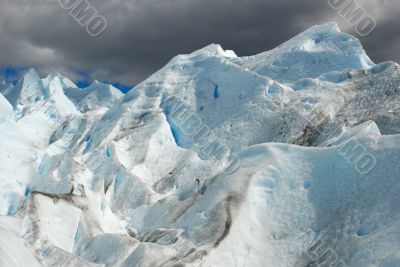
[1,22,400,266]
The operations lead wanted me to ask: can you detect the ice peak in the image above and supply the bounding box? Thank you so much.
[192,44,237,58]
[86,80,112,91]
[91,80,101,85]
[23,68,41,83]
[42,70,77,89]
[6,68,46,106]
[305,21,341,34]
[45,70,62,80]
[84,80,123,97]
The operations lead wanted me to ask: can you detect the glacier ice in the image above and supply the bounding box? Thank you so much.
[1,22,400,266]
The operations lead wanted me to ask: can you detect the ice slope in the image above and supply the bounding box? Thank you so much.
[202,121,400,267]
[0,93,38,215]
[0,81,14,97]
[0,22,400,266]
[0,216,42,267]
[237,22,374,83]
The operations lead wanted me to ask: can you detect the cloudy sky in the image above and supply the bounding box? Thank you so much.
[0,0,398,90]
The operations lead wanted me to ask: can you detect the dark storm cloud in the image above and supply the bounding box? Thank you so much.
[0,0,399,85]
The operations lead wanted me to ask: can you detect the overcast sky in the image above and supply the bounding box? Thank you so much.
[0,0,398,88]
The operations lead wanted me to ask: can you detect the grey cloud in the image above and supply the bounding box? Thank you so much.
[0,0,399,84]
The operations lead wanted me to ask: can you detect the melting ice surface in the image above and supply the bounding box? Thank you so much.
[1,22,400,266]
